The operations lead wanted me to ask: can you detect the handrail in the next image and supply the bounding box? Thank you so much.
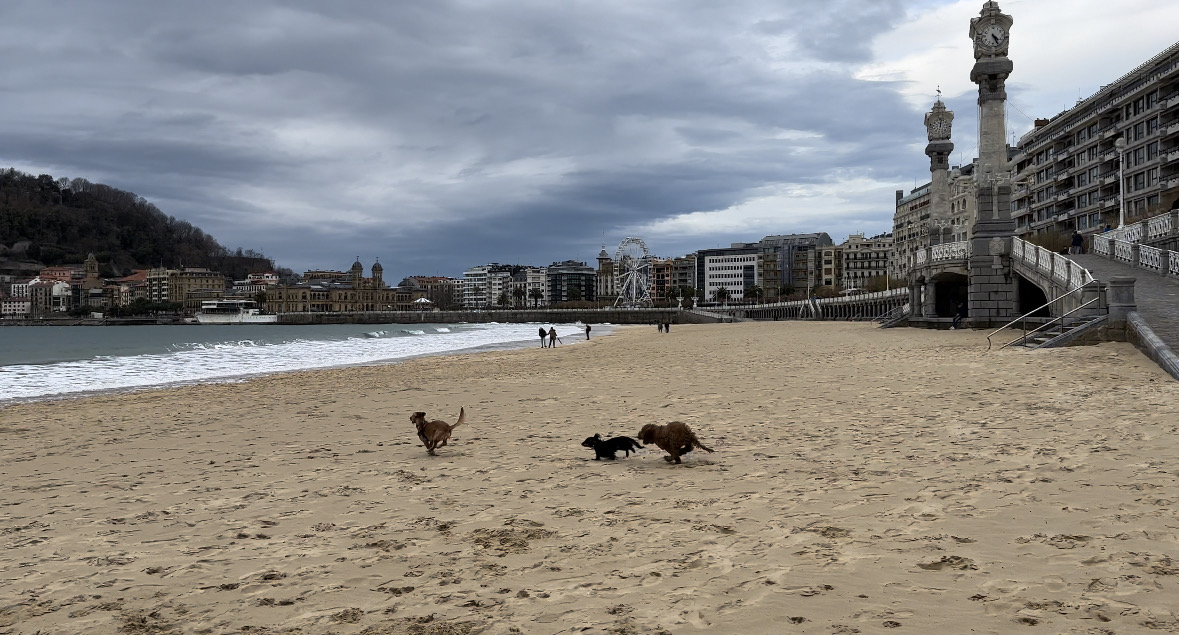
[997,296,1101,350]
[985,282,1093,350]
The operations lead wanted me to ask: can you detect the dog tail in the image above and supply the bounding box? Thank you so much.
[452,407,466,429]
[691,434,714,453]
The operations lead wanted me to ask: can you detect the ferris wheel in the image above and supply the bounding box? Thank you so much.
[614,237,653,307]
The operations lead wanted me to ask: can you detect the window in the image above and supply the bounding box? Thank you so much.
[1147,142,1158,160]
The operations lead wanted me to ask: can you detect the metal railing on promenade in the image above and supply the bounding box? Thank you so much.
[1090,208,1179,282]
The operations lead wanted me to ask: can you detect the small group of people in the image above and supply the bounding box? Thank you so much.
[1069,230,1085,255]
[656,322,671,333]
[538,324,592,348]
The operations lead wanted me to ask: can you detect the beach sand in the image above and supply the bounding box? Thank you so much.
[2,321,1178,634]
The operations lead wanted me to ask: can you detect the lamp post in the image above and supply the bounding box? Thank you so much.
[1115,136,1127,228]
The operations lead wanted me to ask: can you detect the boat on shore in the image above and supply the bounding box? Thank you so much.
[193,300,278,325]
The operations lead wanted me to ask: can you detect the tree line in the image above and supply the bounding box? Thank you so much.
[0,168,291,281]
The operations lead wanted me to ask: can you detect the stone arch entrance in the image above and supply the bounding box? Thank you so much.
[1017,274,1050,317]
[932,272,968,317]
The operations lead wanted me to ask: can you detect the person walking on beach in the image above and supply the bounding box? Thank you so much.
[539,326,548,348]
[548,327,559,347]
[657,322,663,333]
[951,302,967,330]
[584,324,591,340]
[664,322,670,333]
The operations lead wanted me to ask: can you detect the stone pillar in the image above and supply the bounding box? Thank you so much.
[923,280,938,318]
[908,280,921,315]
[1106,277,1136,327]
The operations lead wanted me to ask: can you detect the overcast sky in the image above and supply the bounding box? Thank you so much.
[2,0,1176,277]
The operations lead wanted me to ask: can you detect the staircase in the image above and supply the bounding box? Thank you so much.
[877,304,909,328]
[1005,314,1108,349]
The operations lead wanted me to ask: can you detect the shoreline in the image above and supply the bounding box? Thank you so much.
[2,322,1177,633]
[0,321,613,408]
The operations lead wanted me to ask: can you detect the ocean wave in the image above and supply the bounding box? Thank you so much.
[1,322,583,402]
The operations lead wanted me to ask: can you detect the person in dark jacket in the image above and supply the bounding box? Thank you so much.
[539,326,548,348]
[1070,231,1084,255]
[951,302,968,330]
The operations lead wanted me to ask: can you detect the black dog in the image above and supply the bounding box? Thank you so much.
[581,434,643,460]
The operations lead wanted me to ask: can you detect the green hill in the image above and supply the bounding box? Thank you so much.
[0,168,288,281]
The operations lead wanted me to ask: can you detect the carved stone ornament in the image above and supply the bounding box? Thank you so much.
[988,236,1006,255]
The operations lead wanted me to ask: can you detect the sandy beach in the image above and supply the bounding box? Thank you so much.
[2,321,1178,634]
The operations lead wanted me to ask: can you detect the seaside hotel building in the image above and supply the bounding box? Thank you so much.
[1012,42,1179,238]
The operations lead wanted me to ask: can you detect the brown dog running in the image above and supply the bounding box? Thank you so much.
[637,421,714,464]
[410,407,466,455]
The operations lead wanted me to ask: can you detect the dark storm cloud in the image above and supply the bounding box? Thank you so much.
[0,0,927,276]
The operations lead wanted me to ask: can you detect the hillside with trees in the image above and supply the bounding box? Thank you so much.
[0,168,290,280]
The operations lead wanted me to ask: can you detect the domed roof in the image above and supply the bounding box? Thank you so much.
[372,260,383,271]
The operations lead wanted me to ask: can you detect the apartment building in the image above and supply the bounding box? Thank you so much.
[1012,42,1179,237]
[841,233,894,291]
[892,182,931,279]
[145,267,226,308]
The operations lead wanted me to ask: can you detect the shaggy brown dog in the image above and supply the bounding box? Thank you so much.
[637,421,714,464]
[410,408,466,455]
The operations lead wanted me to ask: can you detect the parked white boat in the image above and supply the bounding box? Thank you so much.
[193,300,278,324]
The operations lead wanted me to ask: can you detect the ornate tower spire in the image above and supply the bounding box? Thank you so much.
[967,1,1017,327]
[924,97,955,245]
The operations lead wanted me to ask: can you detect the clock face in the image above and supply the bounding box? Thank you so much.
[976,23,1008,50]
[929,118,951,138]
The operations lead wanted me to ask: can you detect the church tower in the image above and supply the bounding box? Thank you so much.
[924,97,955,245]
[371,259,384,289]
[351,258,364,290]
[967,1,1017,326]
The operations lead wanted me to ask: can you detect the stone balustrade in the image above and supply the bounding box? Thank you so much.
[1090,219,1179,283]
[931,240,971,262]
[1011,237,1095,295]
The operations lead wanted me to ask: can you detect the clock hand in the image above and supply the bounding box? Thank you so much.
[991,33,1000,44]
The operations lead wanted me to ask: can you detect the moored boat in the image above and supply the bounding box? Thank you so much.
[193,300,278,324]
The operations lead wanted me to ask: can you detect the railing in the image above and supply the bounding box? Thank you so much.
[986,284,1098,351]
[915,249,928,266]
[1124,223,1144,243]
[1113,239,1134,263]
[1139,244,1163,272]
[1052,253,1070,281]
[931,240,970,261]
[1011,237,1096,292]
[1148,214,1173,240]
[1093,234,1111,255]
[997,297,1102,350]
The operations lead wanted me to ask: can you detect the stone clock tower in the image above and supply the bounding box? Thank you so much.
[924,97,954,245]
[967,0,1017,326]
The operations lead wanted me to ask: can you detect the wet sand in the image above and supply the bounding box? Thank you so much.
[2,321,1177,634]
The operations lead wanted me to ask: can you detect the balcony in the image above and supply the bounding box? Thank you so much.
[1165,149,1179,165]
[1164,122,1179,138]
[1102,172,1119,184]
[1163,94,1179,111]
[1100,126,1121,140]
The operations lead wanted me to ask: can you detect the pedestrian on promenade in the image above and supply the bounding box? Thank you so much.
[951,302,967,330]
[1070,231,1084,255]
[664,322,671,333]
[548,327,559,347]
[584,324,591,340]
[539,327,548,348]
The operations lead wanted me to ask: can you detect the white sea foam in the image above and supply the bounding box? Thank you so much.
[0,323,588,403]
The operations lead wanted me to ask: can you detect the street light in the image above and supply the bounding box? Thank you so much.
[1115,136,1127,228]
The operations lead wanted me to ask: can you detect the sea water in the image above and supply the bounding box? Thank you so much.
[0,322,592,404]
